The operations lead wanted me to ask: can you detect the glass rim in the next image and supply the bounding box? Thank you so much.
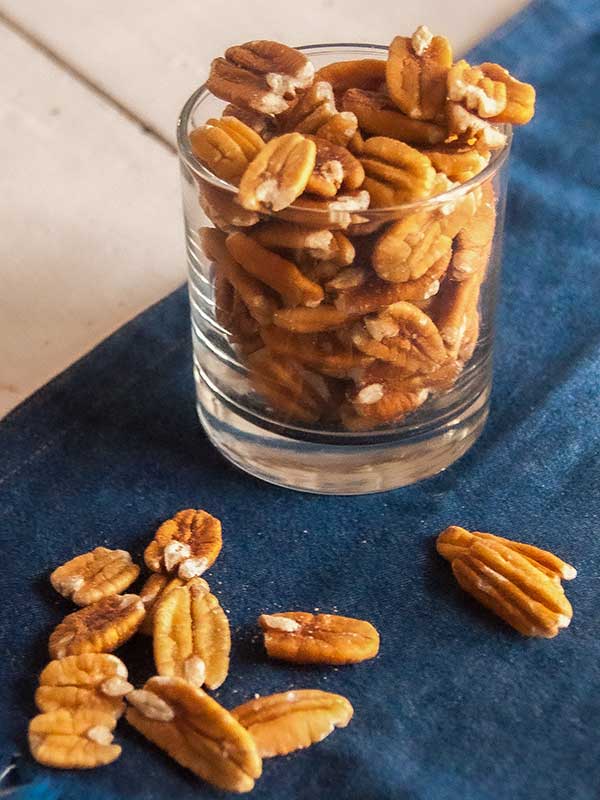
[176,42,513,216]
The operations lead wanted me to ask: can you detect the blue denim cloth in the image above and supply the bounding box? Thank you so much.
[2,1,600,797]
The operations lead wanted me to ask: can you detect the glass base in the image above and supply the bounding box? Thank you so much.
[196,380,490,495]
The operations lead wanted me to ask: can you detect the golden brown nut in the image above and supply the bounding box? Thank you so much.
[277,190,370,229]
[249,220,336,260]
[222,104,276,138]
[189,117,264,184]
[201,227,279,326]
[247,348,337,424]
[305,136,365,198]
[359,136,436,206]
[213,273,263,354]
[144,508,222,579]
[334,250,450,315]
[260,326,372,378]
[342,88,445,145]
[351,301,447,372]
[278,81,336,132]
[29,708,121,768]
[421,144,490,183]
[259,612,379,664]
[139,574,185,636]
[126,676,262,793]
[386,26,452,121]
[232,690,353,757]
[447,59,507,119]
[273,305,353,333]
[50,547,140,606]
[438,186,482,239]
[154,578,230,690]
[372,213,452,283]
[48,595,145,660]
[315,58,387,96]
[449,539,573,638]
[313,111,358,147]
[238,133,316,212]
[450,181,496,279]
[446,103,507,150]
[226,231,324,308]
[436,526,577,582]
[35,653,132,717]
[207,40,314,115]
[348,383,429,424]
[198,182,260,232]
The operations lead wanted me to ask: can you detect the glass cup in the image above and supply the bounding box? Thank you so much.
[177,44,511,495]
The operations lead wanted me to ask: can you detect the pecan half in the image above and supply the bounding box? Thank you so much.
[259,326,372,378]
[154,577,230,690]
[272,305,353,333]
[29,708,121,768]
[450,183,495,280]
[421,143,490,183]
[313,111,358,147]
[351,301,447,371]
[359,136,436,206]
[348,383,429,424]
[448,539,574,638]
[249,220,336,260]
[198,181,260,232]
[446,103,506,150]
[222,104,276,138]
[201,227,279,327]
[207,40,314,115]
[50,547,139,606]
[436,526,577,582]
[315,58,387,95]
[386,26,452,121]
[238,133,316,212]
[306,136,365,198]
[247,348,336,423]
[277,190,370,229]
[447,59,507,119]
[226,231,324,308]
[126,676,262,793]
[48,595,145,659]
[342,89,445,145]
[259,612,379,664]
[139,574,185,636]
[35,653,132,717]
[144,508,222,579]
[476,62,536,125]
[372,213,452,283]
[232,690,353,757]
[190,117,264,184]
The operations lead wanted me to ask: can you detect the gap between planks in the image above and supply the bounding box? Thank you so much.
[0,7,176,155]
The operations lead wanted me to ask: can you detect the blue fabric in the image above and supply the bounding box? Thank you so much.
[2,1,600,797]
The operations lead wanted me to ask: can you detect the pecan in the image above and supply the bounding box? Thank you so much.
[447,59,507,119]
[249,220,336,260]
[222,104,276,138]
[475,62,536,125]
[201,227,278,326]
[35,653,132,717]
[260,326,372,378]
[438,186,482,239]
[342,89,445,145]
[48,595,145,659]
[190,117,264,184]
[238,133,316,212]
[359,136,436,206]
[305,136,365,199]
[207,40,314,115]
[457,308,479,365]
[144,508,222,579]
[259,612,379,664]
[247,348,336,423]
[421,143,490,183]
[334,249,450,316]
[351,301,447,371]
[29,708,121,768]
[277,190,370,229]
[447,538,573,638]
[386,26,452,121]
[272,305,353,333]
[278,81,335,132]
[214,274,263,355]
[232,690,353,757]
[348,383,429,424]
[446,103,506,150]
[50,547,139,606]
[315,58,387,95]
[198,181,260,232]
[154,577,230,690]
[436,526,577,582]
[126,676,262,793]
[139,574,184,636]
[226,231,324,308]
[450,181,496,278]
[372,213,452,283]
[313,112,358,147]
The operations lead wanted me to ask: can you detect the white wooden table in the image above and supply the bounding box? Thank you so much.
[0,0,529,418]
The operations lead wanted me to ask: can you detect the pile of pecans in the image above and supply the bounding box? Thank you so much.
[189,27,535,430]
[28,509,379,793]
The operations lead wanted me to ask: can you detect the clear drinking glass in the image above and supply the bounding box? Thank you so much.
[177,44,511,495]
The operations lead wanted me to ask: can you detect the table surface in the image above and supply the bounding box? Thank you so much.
[0,0,529,418]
